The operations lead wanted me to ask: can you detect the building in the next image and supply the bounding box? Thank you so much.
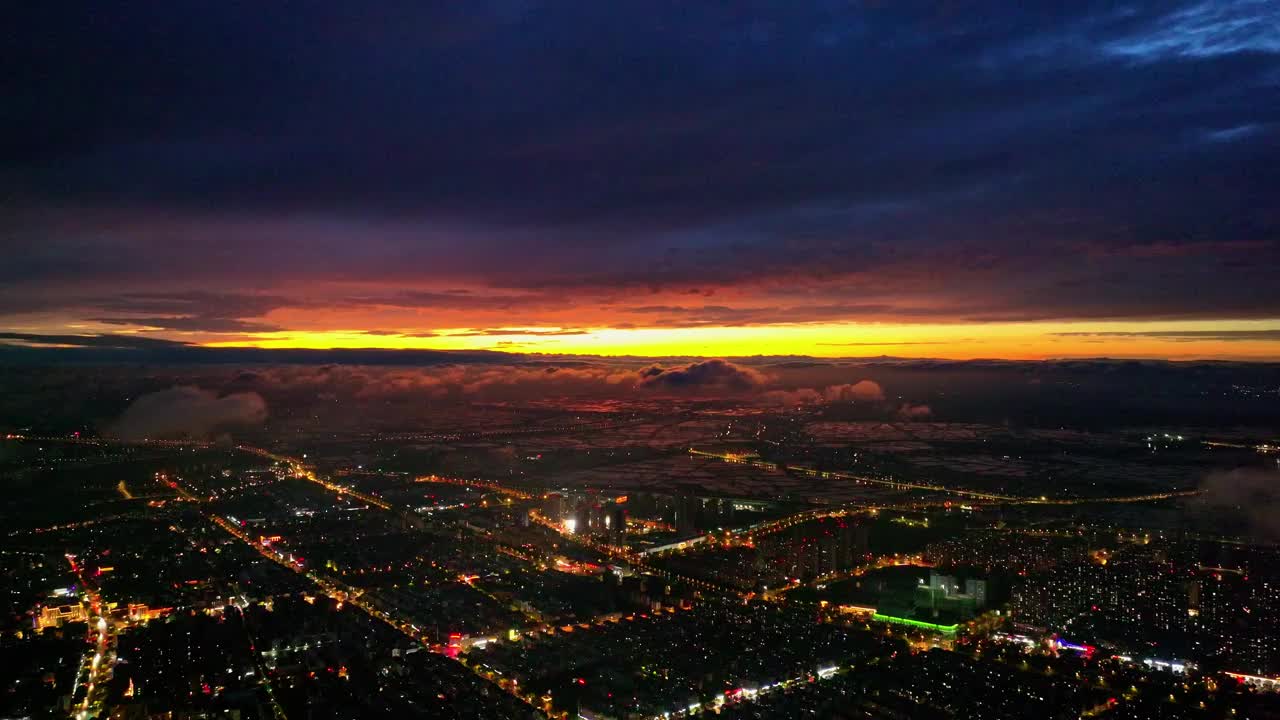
[35,604,87,630]
[964,578,989,609]
[674,491,700,536]
[542,493,565,523]
[604,503,627,541]
[915,571,985,620]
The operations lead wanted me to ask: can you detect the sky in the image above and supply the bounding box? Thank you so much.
[2,1,1279,360]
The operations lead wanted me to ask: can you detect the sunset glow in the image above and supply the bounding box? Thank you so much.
[3,2,1278,362]
[187,319,1280,360]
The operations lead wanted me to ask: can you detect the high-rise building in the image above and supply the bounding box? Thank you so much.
[604,504,627,541]
[709,497,735,529]
[855,524,871,556]
[964,578,988,609]
[542,493,565,523]
[930,572,960,596]
[571,501,592,535]
[674,491,700,536]
[629,492,658,519]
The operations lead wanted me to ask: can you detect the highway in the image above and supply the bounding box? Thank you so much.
[689,448,1204,506]
[234,445,395,510]
[0,435,1207,508]
[764,553,930,599]
[152,456,553,717]
[66,555,116,720]
[527,511,749,599]
[415,474,534,500]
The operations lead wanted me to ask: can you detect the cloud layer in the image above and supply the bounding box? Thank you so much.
[637,360,767,393]
[1,2,1278,349]
[106,387,268,440]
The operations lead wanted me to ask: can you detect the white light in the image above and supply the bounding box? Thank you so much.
[564,518,577,534]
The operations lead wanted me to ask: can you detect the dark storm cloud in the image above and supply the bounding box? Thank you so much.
[637,359,766,393]
[0,290,297,330]
[621,304,929,326]
[0,332,190,349]
[90,316,283,333]
[2,1,1279,323]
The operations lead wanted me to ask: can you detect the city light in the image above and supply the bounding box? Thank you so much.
[871,614,960,635]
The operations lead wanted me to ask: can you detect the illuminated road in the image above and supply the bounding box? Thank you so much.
[415,474,534,500]
[1203,439,1278,454]
[0,435,395,510]
[652,663,853,720]
[203,517,550,716]
[154,456,550,718]
[3,433,210,449]
[236,605,289,720]
[0,435,1204,508]
[764,554,930,599]
[234,446,395,510]
[66,555,117,720]
[528,512,748,599]
[689,448,1203,506]
[729,505,887,542]
[238,446,535,513]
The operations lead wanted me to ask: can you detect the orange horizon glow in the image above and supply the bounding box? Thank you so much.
[4,308,1279,361]
[178,318,1280,361]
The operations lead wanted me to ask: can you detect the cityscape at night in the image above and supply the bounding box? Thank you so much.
[3,2,1280,719]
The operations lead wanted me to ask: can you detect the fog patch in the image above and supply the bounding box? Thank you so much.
[106,386,267,440]
[1198,467,1280,542]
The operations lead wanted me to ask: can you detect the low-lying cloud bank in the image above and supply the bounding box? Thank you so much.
[896,402,933,420]
[224,359,906,404]
[98,359,938,437]
[637,359,767,393]
[761,380,884,405]
[105,386,267,440]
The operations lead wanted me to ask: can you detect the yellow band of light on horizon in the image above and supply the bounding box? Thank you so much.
[199,319,1280,360]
